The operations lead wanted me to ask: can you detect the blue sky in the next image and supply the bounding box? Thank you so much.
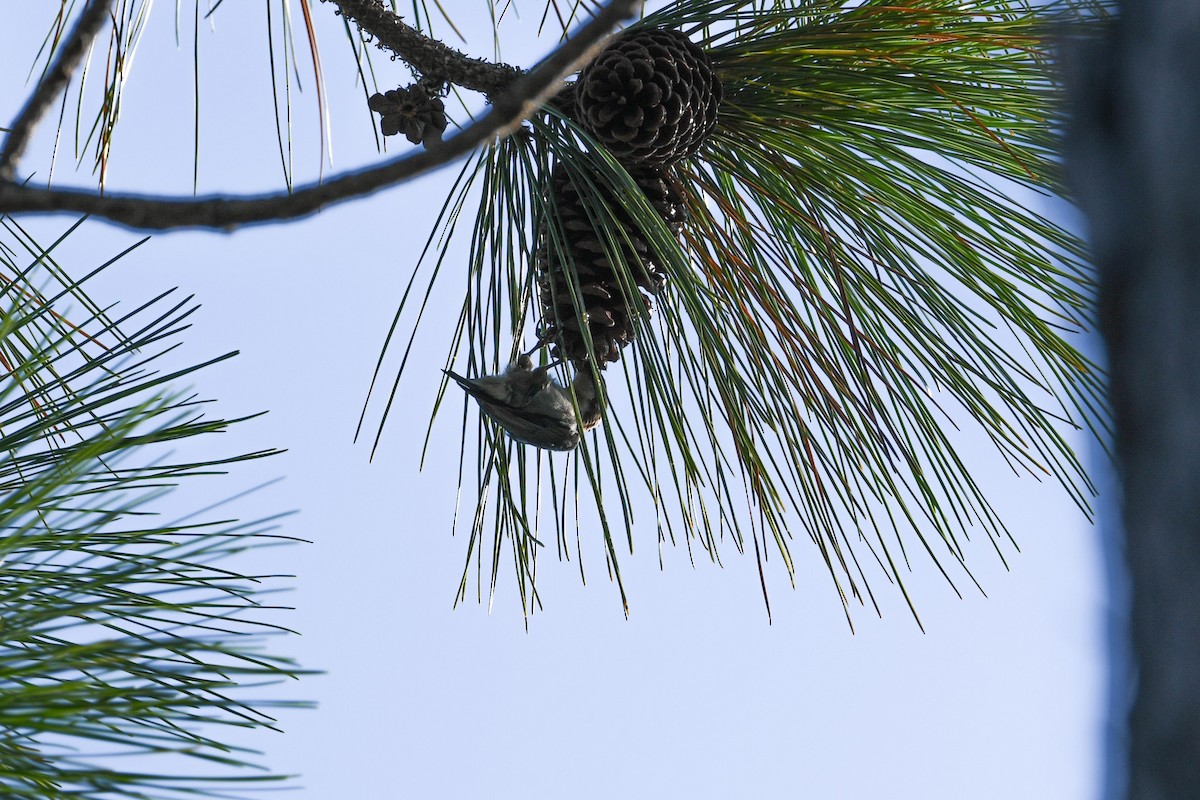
[0,3,1110,798]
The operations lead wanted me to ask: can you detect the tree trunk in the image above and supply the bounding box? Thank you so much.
[1067,2,1200,797]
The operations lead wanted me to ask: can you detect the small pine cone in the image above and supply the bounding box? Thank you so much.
[576,27,722,167]
[368,86,448,145]
[537,164,685,367]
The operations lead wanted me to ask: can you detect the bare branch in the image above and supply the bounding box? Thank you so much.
[328,0,522,97]
[0,0,115,182]
[0,0,642,232]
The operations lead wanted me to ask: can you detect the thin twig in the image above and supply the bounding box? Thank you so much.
[0,0,642,232]
[328,0,523,97]
[0,0,115,182]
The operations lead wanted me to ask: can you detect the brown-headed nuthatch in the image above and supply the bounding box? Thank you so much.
[445,356,602,451]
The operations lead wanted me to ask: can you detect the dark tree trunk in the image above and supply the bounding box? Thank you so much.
[1067,2,1200,798]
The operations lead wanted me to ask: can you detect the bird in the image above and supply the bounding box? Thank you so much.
[444,355,602,451]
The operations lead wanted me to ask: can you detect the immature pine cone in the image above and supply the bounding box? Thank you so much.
[368,86,447,146]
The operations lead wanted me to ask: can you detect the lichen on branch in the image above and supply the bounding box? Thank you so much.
[327,0,523,97]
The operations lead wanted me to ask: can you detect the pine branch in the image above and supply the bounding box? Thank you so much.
[0,0,643,231]
[0,0,114,182]
[328,0,522,97]
[0,219,310,797]
[403,0,1108,622]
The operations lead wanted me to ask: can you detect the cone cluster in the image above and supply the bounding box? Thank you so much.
[538,27,721,370]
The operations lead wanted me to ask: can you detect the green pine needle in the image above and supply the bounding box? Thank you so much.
[362,0,1110,624]
[0,220,309,798]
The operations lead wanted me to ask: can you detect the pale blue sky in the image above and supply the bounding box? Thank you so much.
[0,3,1110,798]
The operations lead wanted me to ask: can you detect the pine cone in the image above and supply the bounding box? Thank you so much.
[537,163,687,367]
[368,86,447,145]
[575,27,722,167]
[635,164,690,236]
